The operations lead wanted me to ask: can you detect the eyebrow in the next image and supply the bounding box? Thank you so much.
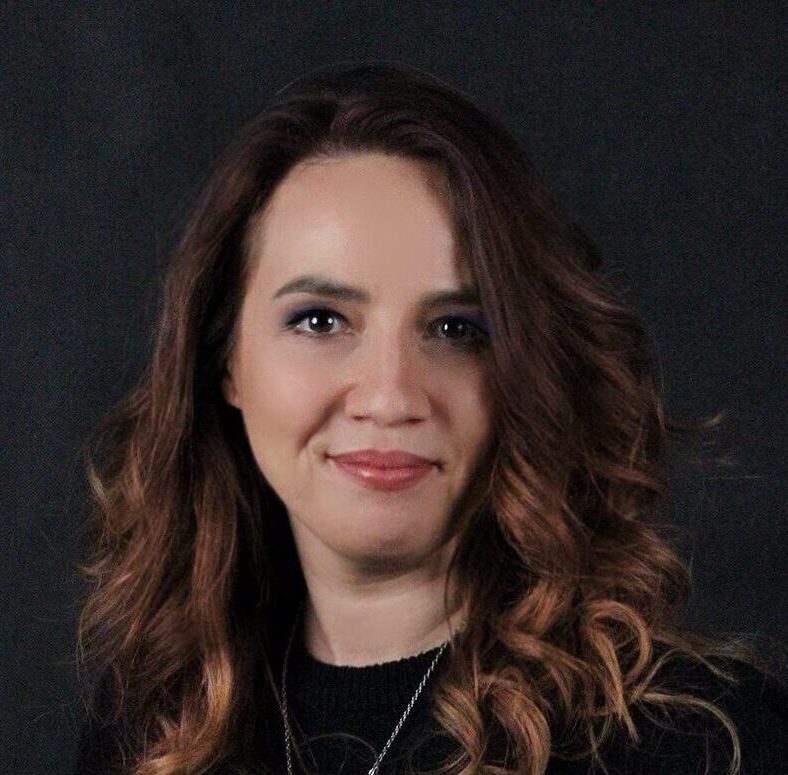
[272,273,481,307]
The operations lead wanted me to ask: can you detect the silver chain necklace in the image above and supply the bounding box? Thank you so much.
[280,604,451,775]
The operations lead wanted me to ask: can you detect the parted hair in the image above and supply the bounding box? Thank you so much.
[75,61,765,774]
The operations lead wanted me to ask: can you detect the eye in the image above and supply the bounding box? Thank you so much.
[285,307,348,336]
[283,307,489,351]
[427,316,489,350]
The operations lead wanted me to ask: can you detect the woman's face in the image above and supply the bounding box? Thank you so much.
[224,152,493,572]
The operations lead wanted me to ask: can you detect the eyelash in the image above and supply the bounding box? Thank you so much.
[283,306,489,351]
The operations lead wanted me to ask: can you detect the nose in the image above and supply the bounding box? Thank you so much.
[343,328,431,424]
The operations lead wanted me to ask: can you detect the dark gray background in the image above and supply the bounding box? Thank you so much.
[2,3,785,772]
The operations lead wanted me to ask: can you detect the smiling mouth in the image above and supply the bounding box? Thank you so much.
[329,456,436,491]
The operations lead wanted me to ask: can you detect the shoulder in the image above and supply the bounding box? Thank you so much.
[598,655,788,775]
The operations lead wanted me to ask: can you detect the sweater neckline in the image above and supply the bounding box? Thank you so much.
[287,634,450,711]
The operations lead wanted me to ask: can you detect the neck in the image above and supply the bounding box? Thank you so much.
[298,538,466,667]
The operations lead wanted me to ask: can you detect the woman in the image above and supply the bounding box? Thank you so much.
[73,62,787,774]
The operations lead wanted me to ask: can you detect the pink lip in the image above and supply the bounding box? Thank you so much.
[330,457,435,491]
[329,449,437,468]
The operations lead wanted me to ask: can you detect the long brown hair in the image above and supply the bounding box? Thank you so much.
[75,60,769,774]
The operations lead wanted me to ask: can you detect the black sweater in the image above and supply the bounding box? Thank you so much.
[74,640,788,774]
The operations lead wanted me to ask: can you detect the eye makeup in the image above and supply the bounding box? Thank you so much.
[281,305,490,351]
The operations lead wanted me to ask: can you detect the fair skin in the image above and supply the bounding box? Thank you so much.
[223,152,493,666]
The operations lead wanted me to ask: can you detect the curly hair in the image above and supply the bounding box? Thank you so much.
[74,60,768,775]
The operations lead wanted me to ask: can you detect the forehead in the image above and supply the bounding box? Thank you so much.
[246,152,473,291]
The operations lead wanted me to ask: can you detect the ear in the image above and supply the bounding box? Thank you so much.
[221,368,240,409]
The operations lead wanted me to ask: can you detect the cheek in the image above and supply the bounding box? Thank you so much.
[237,346,328,464]
[456,368,493,447]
